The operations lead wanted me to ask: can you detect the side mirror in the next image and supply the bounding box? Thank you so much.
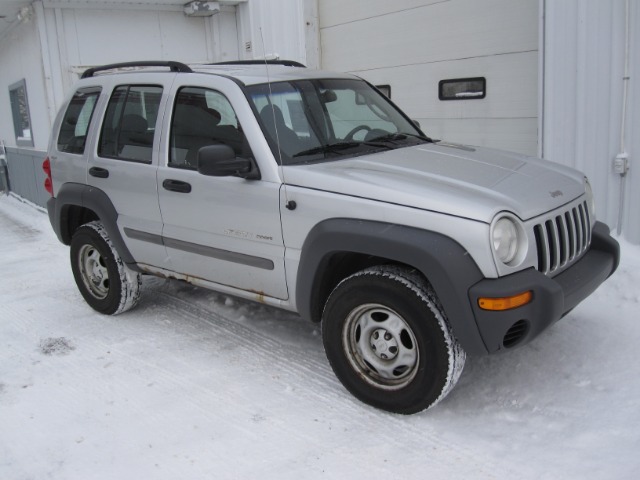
[412,119,421,129]
[197,144,259,179]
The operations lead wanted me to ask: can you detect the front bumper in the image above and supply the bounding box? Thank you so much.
[468,221,620,353]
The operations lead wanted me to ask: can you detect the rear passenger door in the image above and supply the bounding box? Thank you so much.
[87,80,169,268]
[157,80,288,300]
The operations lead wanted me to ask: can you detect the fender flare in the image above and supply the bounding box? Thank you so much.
[48,183,137,267]
[295,218,489,355]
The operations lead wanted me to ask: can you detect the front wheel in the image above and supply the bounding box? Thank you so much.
[322,266,465,414]
[70,221,141,315]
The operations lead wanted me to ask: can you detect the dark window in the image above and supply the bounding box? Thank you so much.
[9,79,34,147]
[57,87,102,154]
[439,77,486,101]
[98,85,163,163]
[170,86,249,168]
[376,85,391,99]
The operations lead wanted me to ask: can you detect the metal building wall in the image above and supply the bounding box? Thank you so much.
[542,0,639,243]
[0,2,238,207]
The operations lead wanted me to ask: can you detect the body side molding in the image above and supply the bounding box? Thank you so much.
[124,227,275,271]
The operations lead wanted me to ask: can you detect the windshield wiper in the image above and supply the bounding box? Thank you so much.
[293,141,387,158]
[367,132,435,143]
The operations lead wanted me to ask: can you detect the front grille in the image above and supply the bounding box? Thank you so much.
[534,201,591,276]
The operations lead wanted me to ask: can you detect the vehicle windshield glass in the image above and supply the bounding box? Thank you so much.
[245,78,430,165]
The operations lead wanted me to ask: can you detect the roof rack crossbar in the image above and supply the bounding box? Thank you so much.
[81,61,192,79]
[211,60,306,68]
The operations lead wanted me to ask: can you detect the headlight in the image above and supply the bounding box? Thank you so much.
[492,216,519,264]
[584,176,596,218]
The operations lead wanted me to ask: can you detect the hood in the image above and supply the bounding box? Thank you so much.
[283,143,585,223]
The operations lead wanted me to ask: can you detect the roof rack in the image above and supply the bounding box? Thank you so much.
[211,60,306,68]
[81,61,192,79]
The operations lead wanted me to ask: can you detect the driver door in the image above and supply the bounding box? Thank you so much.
[156,81,288,300]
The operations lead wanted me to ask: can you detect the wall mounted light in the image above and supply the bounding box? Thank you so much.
[184,1,221,17]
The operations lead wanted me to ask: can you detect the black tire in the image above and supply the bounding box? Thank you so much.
[70,221,141,315]
[322,265,465,414]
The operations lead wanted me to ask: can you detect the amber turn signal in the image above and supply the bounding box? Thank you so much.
[478,291,533,311]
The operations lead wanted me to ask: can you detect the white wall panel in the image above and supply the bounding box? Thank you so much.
[207,9,240,63]
[63,9,211,67]
[360,51,538,154]
[0,19,52,151]
[320,0,538,73]
[319,0,446,29]
[319,0,539,155]
[237,0,309,65]
[420,118,537,155]
[542,0,639,243]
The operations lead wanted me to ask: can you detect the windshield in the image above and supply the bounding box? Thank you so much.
[245,78,430,165]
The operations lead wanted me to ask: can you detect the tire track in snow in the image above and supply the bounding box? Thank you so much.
[0,208,42,241]
[1,304,281,474]
[2,278,509,477]
[0,278,269,455]
[155,290,338,384]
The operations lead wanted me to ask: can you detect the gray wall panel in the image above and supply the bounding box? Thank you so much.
[5,147,48,207]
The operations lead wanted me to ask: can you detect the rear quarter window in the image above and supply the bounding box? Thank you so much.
[57,87,102,154]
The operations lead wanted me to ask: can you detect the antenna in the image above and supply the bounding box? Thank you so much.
[259,28,296,211]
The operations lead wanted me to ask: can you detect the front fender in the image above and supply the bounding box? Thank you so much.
[295,218,489,355]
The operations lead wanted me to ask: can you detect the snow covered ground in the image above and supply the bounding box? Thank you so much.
[1,193,639,480]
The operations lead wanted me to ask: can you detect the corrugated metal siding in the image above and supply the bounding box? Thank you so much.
[319,0,539,155]
[542,0,639,243]
[5,148,48,207]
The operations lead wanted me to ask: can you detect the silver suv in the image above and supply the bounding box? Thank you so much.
[44,60,620,414]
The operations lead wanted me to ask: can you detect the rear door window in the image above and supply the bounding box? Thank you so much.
[98,85,163,163]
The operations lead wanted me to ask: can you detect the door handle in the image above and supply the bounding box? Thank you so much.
[162,179,192,193]
[89,167,109,178]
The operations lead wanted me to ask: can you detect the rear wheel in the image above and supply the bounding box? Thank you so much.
[322,265,465,414]
[70,221,141,315]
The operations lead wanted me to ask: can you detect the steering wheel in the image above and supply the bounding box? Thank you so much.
[344,125,371,141]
